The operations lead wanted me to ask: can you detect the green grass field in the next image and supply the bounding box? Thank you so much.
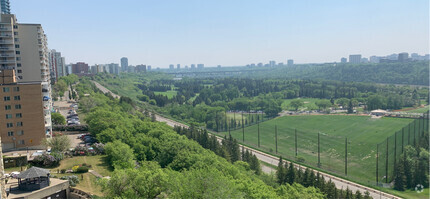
[154,90,177,99]
[405,105,429,113]
[218,115,413,185]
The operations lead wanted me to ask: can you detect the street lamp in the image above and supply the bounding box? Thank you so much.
[380,176,386,199]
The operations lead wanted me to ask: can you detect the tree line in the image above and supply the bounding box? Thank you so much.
[276,157,372,199]
[394,133,429,191]
[174,126,261,174]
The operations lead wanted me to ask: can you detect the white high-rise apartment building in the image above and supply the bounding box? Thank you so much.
[48,49,66,82]
[0,13,52,137]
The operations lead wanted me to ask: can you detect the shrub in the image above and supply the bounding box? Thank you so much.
[76,166,89,173]
[72,165,80,173]
[50,152,64,162]
[296,156,305,163]
[33,154,60,167]
[61,169,66,174]
[60,175,79,186]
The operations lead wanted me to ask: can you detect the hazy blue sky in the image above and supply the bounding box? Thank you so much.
[12,0,429,67]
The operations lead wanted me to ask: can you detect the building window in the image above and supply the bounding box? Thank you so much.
[13,87,19,92]
[13,25,17,29]
[6,123,13,128]
[4,96,10,101]
[17,63,21,67]
[17,70,22,73]
[5,105,11,110]
[13,32,18,36]
[3,87,9,92]
[14,38,18,42]
[16,122,22,127]
[17,130,23,136]
[15,113,22,118]
[14,96,20,100]
[6,114,12,119]
[16,57,20,61]
[17,76,22,79]
[18,140,24,145]
[15,104,21,109]
[15,51,20,55]
[15,44,19,48]
[7,131,13,136]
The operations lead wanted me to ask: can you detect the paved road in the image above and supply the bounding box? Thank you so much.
[92,80,400,199]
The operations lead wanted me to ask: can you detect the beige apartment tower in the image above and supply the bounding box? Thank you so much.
[0,69,46,151]
[0,13,52,151]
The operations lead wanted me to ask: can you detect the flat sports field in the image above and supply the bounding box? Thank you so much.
[221,115,413,184]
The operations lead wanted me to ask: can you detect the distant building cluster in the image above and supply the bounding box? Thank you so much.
[69,57,153,76]
[342,52,429,64]
[245,58,294,68]
[166,63,205,70]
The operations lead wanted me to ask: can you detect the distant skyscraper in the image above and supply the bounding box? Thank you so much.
[361,58,369,63]
[1,0,10,14]
[257,63,263,67]
[369,56,381,63]
[398,52,409,62]
[287,59,294,66]
[191,64,196,69]
[136,64,146,73]
[147,65,151,70]
[340,57,347,63]
[72,62,89,74]
[349,54,362,64]
[169,64,174,70]
[197,64,204,69]
[269,61,276,67]
[177,64,180,69]
[48,49,66,82]
[120,57,128,72]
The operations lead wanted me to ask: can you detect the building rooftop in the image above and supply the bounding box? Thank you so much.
[7,178,69,199]
[17,167,49,180]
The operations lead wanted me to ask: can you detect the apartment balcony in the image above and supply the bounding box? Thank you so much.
[0,27,9,31]
[0,34,12,38]
[0,40,13,44]
[0,47,13,51]
[45,119,52,128]
[0,60,16,64]
[0,53,14,57]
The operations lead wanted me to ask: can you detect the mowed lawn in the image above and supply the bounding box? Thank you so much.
[50,155,112,196]
[154,90,177,99]
[222,115,413,184]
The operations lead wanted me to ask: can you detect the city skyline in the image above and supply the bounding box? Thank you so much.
[11,0,430,68]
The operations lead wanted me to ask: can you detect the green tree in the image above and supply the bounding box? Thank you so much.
[315,99,332,111]
[290,99,304,111]
[287,162,296,184]
[100,162,168,198]
[104,140,135,169]
[276,156,286,184]
[394,154,406,191]
[51,112,66,125]
[336,98,349,109]
[42,135,71,153]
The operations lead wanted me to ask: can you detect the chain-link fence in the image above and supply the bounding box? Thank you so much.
[376,115,429,185]
[213,113,429,186]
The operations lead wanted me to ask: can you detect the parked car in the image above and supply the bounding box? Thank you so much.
[85,137,97,144]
